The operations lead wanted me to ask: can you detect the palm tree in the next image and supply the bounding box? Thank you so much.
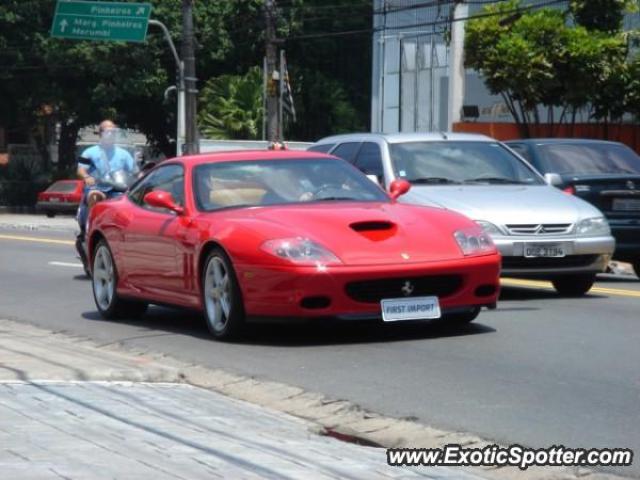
[199,67,263,140]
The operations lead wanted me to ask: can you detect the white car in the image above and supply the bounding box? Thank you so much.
[310,133,615,296]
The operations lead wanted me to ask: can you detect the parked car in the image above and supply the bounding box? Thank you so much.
[36,179,83,217]
[505,139,640,278]
[310,133,616,296]
[87,150,501,340]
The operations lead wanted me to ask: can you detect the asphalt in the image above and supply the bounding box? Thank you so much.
[1,215,639,478]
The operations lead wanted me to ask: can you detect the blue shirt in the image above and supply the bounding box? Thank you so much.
[78,145,137,181]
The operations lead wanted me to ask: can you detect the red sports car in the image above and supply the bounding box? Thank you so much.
[87,150,500,339]
[36,179,83,217]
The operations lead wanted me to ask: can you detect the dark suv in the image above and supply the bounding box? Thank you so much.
[506,139,640,277]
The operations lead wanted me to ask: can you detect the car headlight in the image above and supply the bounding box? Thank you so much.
[475,220,503,236]
[261,237,342,265]
[455,227,497,256]
[576,217,610,236]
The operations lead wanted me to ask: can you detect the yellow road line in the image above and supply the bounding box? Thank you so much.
[501,278,640,298]
[0,233,74,246]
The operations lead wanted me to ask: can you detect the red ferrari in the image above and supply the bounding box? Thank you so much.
[87,150,500,339]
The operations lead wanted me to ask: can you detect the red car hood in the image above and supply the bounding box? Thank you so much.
[208,202,474,266]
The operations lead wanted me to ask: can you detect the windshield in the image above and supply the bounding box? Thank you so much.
[194,158,388,211]
[388,141,544,185]
[537,143,640,175]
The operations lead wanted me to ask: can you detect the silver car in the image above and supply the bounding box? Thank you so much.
[310,133,615,296]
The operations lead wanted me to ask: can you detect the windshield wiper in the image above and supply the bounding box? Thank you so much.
[408,177,461,185]
[314,196,359,202]
[464,176,528,185]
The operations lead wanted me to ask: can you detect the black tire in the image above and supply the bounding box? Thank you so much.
[551,274,596,297]
[201,247,245,340]
[46,211,55,218]
[92,240,147,319]
[632,260,640,279]
[446,306,481,324]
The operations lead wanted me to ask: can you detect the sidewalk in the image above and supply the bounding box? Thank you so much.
[0,319,473,480]
[0,213,77,233]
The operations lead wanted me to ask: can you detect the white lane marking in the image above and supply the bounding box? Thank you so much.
[48,261,84,268]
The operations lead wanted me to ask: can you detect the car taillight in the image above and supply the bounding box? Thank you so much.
[563,185,575,195]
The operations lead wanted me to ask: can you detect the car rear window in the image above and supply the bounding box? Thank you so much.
[46,181,78,193]
[538,143,640,175]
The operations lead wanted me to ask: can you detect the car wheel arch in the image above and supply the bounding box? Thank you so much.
[198,241,232,292]
[89,230,106,265]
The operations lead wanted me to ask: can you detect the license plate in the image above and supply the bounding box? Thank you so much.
[49,198,60,203]
[612,198,640,212]
[381,296,441,322]
[524,243,565,258]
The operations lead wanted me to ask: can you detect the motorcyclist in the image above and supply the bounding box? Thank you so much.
[76,120,138,232]
[75,120,138,271]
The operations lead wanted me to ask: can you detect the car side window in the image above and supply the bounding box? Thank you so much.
[353,142,384,183]
[128,164,184,211]
[331,142,361,163]
[308,144,334,153]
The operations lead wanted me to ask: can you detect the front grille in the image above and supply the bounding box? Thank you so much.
[345,275,462,303]
[502,255,598,269]
[505,224,573,235]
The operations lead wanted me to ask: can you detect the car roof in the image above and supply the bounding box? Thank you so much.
[314,132,494,144]
[505,138,624,146]
[170,149,334,167]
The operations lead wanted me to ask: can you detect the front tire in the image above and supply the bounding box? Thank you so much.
[92,240,147,319]
[551,274,596,297]
[202,248,245,340]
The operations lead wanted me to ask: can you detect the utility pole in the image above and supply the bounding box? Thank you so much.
[447,1,468,132]
[264,0,279,142]
[182,0,199,154]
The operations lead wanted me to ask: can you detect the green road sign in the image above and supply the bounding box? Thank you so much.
[51,0,152,42]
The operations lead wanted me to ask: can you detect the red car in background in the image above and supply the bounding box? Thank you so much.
[36,179,83,217]
[87,150,501,340]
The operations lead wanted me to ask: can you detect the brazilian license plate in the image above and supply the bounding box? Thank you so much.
[524,243,565,258]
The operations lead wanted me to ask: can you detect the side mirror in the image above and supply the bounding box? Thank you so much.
[144,190,184,214]
[544,173,563,187]
[389,179,411,200]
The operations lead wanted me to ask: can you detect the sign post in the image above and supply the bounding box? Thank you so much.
[50,0,152,42]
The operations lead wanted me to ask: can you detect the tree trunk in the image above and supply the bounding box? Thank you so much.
[57,120,80,175]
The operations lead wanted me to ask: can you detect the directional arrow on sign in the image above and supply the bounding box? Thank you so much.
[59,19,68,32]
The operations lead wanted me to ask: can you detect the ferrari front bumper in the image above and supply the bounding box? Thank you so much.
[236,254,501,320]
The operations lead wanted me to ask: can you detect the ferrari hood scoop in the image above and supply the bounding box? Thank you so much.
[350,220,395,232]
[350,220,397,241]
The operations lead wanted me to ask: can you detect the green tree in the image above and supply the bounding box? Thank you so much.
[569,0,636,33]
[465,0,629,136]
